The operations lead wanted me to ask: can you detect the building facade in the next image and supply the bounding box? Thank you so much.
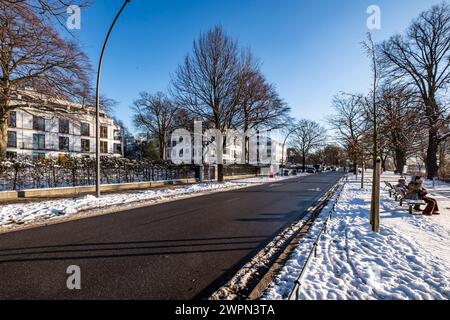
[6,104,123,159]
[168,129,286,166]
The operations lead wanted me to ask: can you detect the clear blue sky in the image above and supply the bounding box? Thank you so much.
[75,0,442,133]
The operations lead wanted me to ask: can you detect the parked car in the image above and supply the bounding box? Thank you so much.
[313,164,323,173]
[306,168,317,174]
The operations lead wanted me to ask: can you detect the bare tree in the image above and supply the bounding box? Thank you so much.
[0,2,91,157]
[132,92,178,161]
[322,145,346,167]
[172,26,241,131]
[233,51,290,162]
[4,0,90,14]
[378,3,450,178]
[234,52,290,131]
[4,0,91,30]
[328,93,369,173]
[378,85,423,173]
[171,26,243,181]
[289,119,327,172]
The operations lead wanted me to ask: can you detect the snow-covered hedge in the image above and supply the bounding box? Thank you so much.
[0,156,199,191]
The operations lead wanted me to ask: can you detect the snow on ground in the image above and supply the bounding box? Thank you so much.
[264,173,450,300]
[0,175,304,229]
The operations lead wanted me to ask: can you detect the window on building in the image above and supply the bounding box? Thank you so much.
[7,131,17,148]
[113,129,122,141]
[6,151,17,159]
[81,139,90,153]
[100,126,108,139]
[8,111,16,128]
[33,134,45,150]
[32,152,46,160]
[33,116,45,131]
[223,136,227,154]
[113,143,122,154]
[59,118,69,134]
[81,122,90,137]
[59,136,69,151]
[100,141,108,154]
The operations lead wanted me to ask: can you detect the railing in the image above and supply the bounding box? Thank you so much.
[287,178,346,300]
[0,161,262,192]
[0,158,198,191]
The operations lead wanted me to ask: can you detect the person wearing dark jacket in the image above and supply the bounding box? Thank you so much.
[408,176,440,216]
[396,178,408,196]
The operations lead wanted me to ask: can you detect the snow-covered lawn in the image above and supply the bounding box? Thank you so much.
[0,175,304,230]
[264,173,450,300]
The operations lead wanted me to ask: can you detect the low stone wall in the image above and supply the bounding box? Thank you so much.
[1,178,198,201]
[0,175,259,202]
[0,191,19,201]
[223,174,258,181]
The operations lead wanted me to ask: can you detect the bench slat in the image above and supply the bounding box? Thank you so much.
[406,201,426,205]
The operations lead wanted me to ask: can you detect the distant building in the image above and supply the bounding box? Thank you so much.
[286,148,300,165]
[167,129,285,166]
[5,92,123,159]
[124,135,153,159]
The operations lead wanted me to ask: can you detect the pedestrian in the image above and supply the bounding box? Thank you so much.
[395,178,408,196]
[408,176,440,216]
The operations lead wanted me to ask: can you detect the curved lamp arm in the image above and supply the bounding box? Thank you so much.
[95,0,131,198]
[280,127,300,169]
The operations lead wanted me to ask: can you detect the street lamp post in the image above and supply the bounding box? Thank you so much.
[280,127,299,171]
[95,0,131,198]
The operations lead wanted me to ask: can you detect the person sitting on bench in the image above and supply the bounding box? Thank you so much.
[408,176,440,216]
[395,178,408,196]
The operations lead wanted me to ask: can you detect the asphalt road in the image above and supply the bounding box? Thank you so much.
[0,172,343,300]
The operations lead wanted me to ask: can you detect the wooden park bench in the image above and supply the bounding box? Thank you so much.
[394,187,426,214]
[384,181,402,200]
[384,181,427,214]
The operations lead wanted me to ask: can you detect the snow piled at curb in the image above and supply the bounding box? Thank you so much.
[0,175,303,228]
[210,207,316,300]
[264,176,450,300]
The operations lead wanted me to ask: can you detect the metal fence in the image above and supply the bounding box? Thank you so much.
[0,157,199,191]
[0,157,261,191]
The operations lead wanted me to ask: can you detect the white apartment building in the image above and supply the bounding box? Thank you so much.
[6,97,123,159]
[168,130,285,166]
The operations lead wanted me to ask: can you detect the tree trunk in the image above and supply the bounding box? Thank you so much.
[302,151,306,172]
[424,97,440,179]
[381,157,386,172]
[394,149,407,175]
[217,164,224,182]
[0,114,8,159]
[426,127,439,179]
[0,85,11,159]
[160,142,166,161]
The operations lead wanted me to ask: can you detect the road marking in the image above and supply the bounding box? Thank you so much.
[269,184,281,188]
